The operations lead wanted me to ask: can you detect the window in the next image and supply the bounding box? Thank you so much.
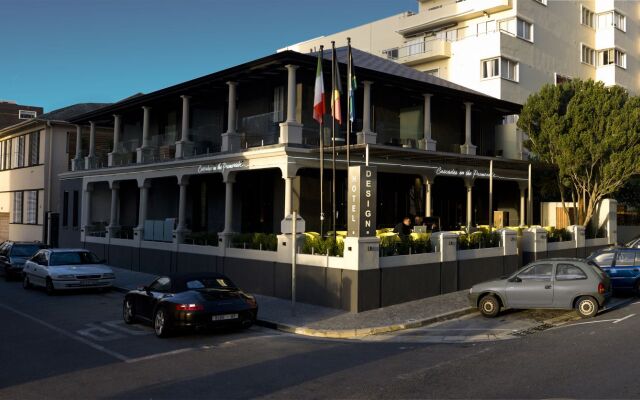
[555,73,571,86]
[384,48,398,60]
[29,131,40,166]
[598,11,626,32]
[2,140,10,170]
[581,44,595,66]
[592,251,614,268]
[519,263,553,281]
[499,18,533,42]
[12,192,23,224]
[598,48,626,68]
[72,190,79,227]
[18,110,36,120]
[149,277,172,292]
[62,191,69,227]
[615,251,635,267]
[16,136,25,168]
[32,251,48,266]
[501,58,518,81]
[49,251,100,266]
[476,20,496,36]
[0,141,3,171]
[556,264,588,281]
[26,190,37,224]
[581,6,595,28]
[482,58,500,78]
[273,86,284,122]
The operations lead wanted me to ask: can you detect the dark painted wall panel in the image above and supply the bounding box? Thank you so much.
[441,261,458,293]
[458,257,504,290]
[357,269,381,312]
[222,258,275,297]
[380,263,440,307]
[139,248,172,275]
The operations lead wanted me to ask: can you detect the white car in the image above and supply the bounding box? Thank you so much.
[22,248,115,295]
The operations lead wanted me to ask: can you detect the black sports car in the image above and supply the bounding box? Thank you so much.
[122,272,258,337]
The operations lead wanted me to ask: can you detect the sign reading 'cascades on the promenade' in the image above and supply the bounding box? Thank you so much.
[196,161,245,174]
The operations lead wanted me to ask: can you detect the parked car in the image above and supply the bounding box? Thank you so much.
[0,241,47,281]
[588,247,640,293]
[22,249,115,295]
[624,236,640,249]
[122,272,258,338]
[469,258,611,318]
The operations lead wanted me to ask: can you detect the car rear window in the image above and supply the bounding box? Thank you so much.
[587,261,607,279]
[185,277,236,290]
[49,251,100,266]
[11,244,43,257]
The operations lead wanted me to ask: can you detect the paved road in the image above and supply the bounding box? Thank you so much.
[1,278,640,399]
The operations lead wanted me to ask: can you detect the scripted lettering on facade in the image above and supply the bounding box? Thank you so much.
[197,161,245,174]
[436,166,496,179]
[348,166,377,237]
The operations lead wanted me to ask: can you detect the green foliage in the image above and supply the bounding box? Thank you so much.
[301,235,344,257]
[518,79,640,227]
[546,227,572,243]
[185,232,218,246]
[378,233,432,256]
[457,231,501,250]
[231,233,277,251]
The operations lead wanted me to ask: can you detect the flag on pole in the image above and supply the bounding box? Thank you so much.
[331,46,343,125]
[348,45,357,123]
[313,49,325,124]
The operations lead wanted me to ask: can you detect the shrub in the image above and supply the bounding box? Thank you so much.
[231,233,277,251]
[546,227,572,243]
[186,231,218,246]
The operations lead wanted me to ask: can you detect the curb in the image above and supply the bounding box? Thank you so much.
[256,307,476,339]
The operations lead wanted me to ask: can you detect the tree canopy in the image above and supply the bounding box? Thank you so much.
[518,79,640,227]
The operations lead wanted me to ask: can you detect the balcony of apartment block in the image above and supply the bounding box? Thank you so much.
[384,38,451,66]
[399,0,512,37]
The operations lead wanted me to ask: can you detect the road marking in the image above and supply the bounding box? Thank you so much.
[0,302,130,362]
[125,347,195,364]
[552,314,635,329]
[77,322,126,342]
[102,320,151,336]
[414,328,515,332]
[613,313,635,324]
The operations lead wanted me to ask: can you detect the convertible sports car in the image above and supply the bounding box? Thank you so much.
[122,272,258,337]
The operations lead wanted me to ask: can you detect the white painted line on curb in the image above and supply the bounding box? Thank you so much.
[0,302,130,362]
[613,313,635,324]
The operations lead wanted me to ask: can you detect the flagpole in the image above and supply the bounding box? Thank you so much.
[346,37,351,168]
[331,41,337,242]
[319,46,325,238]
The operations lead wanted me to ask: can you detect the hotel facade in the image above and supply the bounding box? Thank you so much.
[58,49,613,312]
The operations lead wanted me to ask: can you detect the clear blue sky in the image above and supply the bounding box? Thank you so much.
[1,0,416,112]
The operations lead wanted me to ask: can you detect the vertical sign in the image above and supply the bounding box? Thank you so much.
[348,166,377,237]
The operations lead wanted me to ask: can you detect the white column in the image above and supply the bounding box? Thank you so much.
[175,177,189,243]
[88,121,96,157]
[141,106,151,147]
[176,95,193,159]
[134,181,150,241]
[357,81,377,144]
[223,174,235,234]
[424,177,432,217]
[221,82,240,152]
[519,182,527,227]
[423,94,436,151]
[109,115,121,167]
[460,102,477,155]
[465,179,473,229]
[82,184,92,233]
[72,125,83,171]
[107,182,120,236]
[284,176,293,216]
[279,66,303,144]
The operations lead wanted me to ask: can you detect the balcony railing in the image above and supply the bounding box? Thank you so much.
[239,111,281,149]
[384,38,451,65]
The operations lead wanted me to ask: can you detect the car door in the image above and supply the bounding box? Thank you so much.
[137,277,172,320]
[612,250,636,289]
[506,262,554,308]
[0,243,11,269]
[552,263,590,308]
[30,251,50,287]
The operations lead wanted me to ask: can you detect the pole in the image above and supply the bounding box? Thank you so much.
[331,41,337,241]
[365,143,369,166]
[291,210,297,315]
[489,159,493,232]
[319,46,325,238]
[346,37,351,168]
[527,163,533,226]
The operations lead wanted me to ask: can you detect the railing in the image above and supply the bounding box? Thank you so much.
[239,111,281,149]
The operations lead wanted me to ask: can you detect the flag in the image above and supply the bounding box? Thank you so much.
[348,45,357,123]
[331,46,343,125]
[313,49,325,124]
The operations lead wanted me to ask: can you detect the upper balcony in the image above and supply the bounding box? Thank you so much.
[399,0,512,37]
[384,38,451,66]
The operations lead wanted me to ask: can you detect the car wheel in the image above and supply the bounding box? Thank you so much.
[123,299,136,324]
[154,308,171,338]
[478,295,500,318]
[22,274,32,290]
[576,296,599,318]
[45,278,56,296]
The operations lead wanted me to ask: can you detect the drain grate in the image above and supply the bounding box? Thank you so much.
[510,323,555,337]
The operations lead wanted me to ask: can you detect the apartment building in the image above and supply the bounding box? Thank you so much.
[0,100,43,130]
[0,103,110,243]
[282,0,639,105]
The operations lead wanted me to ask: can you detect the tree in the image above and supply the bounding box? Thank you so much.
[518,79,640,227]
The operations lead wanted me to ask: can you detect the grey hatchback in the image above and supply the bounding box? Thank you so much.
[469,258,611,318]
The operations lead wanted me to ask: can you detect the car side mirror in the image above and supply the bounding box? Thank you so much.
[509,276,522,283]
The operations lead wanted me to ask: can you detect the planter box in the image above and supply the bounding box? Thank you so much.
[457,246,503,260]
[379,252,440,268]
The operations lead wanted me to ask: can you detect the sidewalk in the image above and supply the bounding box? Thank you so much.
[110,266,475,339]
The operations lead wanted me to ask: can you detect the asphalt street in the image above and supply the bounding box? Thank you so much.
[1,278,640,399]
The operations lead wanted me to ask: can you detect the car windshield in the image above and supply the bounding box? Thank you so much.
[11,244,43,257]
[49,251,101,266]
[185,277,236,290]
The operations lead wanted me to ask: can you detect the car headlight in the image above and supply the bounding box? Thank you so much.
[103,273,115,279]
[56,274,75,279]
[469,287,473,294]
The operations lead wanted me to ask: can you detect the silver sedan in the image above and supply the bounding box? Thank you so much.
[469,258,611,318]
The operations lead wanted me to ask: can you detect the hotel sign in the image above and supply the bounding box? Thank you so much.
[348,166,377,237]
[197,161,245,174]
[436,167,496,179]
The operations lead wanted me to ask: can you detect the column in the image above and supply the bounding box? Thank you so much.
[221,82,240,152]
[424,177,432,217]
[519,182,527,226]
[279,65,303,144]
[465,179,473,230]
[136,106,152,163]
[284,176,293,216]
[460,102,477,155]
[107,182,120,237]
[176,95,193,158]
[72,125,83,171]
[174,176,190,243]
[81,183,93,241]
[108,114,121,167]
[85,121,97,169]
[422,94,436,151]
[134,180,150,241]
[219,173,236,249]
[357,81,377,144]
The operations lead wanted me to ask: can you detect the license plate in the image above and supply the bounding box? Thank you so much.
[212,314,238,321]
[79,280,95,286]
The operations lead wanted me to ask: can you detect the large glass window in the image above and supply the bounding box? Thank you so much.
[581,6,595,28]
[598,48,626,68]
[499,18,533,41]
[29,131,40,166]
[556,264,588,281]
[519,263,553,281]
[12,192,23,224]
[581,44,596,66]
[598,11,626,32]
[482,58,500,79]
[501,58,518,81]
[62,191,69,227]
[26,190,37,224]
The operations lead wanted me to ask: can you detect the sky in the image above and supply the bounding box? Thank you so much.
[1,0,416,112]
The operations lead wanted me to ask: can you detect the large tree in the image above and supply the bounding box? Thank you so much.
[518,79,640,227]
